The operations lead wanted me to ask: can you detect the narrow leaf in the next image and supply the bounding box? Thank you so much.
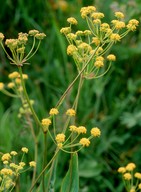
[60,153,79,192]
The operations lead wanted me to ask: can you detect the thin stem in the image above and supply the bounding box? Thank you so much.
[18,67,42,130]
[0,89,20,98]
[25,40,41,61]
[0,42,15,63]
[73,74,84,111]
[42,133,47,192]
[93,62,112,79]
[25,114,38,185]
[24,37,36,60]
[29,149,59,192]
[56,46,99,108]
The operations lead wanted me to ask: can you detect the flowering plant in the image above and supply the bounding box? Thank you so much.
[0,6,139,192]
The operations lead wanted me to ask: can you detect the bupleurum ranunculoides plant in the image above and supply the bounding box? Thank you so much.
[0,5,139,192]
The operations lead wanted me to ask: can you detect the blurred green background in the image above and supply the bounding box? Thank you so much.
[0,0,141,191]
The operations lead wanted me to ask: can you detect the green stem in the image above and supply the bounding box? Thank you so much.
[24,37,36,60]
[73,74,84,111]
[29,149,59,192]
[0,43,15,63]
[25,114,38,185]
[42,133,47,192]
[1,89,20,98]
[56,46,99,108]
[18,67,42,130]
[25,40,41,61]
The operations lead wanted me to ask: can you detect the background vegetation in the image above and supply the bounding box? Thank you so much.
[0,0,141,191]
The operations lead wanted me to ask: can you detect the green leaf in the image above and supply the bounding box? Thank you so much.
[60,153,79,192]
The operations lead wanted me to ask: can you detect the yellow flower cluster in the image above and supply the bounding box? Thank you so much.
[66,108,76,116]
[41,118,52,133]
[55,133,66,143]
[118,162,141,191]
[0,71,29,98]
[0,82,4,90]
[60,6,139,79]
[79,138,90,147]
[0,29,46,66]
[49,108,59,115]
[0,147,36,191]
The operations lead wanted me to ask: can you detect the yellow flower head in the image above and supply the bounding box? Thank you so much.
[10,163,17,169]
[110,33,121,42]
[3,161,9,165]
[18,32,28,44]
[69,125,77,132]
[93,19,101,24]
[49,108,59,115]
[78,42,92,52]
[60,27,71,34]
[7,82,15,89]
[41,118,52,126]
[115,11,124,19]
[55,133,66,143]
[91,127,101,137]
[80,6,96,19]
[21,147,28,153]
[134,172,141,179]
[76,126,87,134]
[5,39,18,49]
[15,78,21,84]
[138,183,141,189]
[126,163,136,171]
[79,138,90,147]
[127,24,137,31]
[28,29,39,36]
[1,168,13,176]
[117,167,126,173]
[100,23,110,30]
[91,12,104,19]
[127,19,139,31]
[130,188,135,192]
[8,72,19,79]
[96,56,104,61]
[66,109,76,116]
[129,19,139,26]
[96,47,103,54]
[19,162,26,167]
[84,30,92,36]
[123,172,132,180]
[107,54,116,61]
[94,60,104,68]
[0,32,4,42]
[22,74,28,79]
[67,45,77,55]
[29,161,36,167]
[76,30,84,36]
[35,33,46,40]
[0,82,4,90]
[67,17,78,25]
[17,47,25,54]
[67,33,77,40]
[92,37,100,46]
[57,143,63,149]
[1,153,11,161]
[115,21,125,29]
